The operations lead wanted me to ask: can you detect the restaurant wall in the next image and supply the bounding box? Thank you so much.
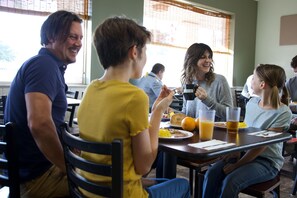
[90,0,258,86]
[255,0,297,80]
[90,0,144,82]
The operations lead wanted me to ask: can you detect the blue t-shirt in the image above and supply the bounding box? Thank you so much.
[136,72,162,109]
[4,48,67,182]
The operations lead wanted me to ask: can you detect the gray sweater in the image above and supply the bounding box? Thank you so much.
[182,74,233,121]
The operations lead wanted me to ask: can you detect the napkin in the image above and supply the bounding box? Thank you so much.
[248,130,282,138]
[188,139,235,150]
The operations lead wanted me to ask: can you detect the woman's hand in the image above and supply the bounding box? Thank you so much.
[195,86,207,100]
[152,85,174,113]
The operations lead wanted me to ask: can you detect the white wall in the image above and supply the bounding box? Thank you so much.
[255,0,297,79]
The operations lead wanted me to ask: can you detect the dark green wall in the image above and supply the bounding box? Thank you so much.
[91,0,257,86]
[90,0,144,81]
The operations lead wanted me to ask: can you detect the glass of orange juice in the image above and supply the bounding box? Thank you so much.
[199,110,216,141]
[226,107,241,134]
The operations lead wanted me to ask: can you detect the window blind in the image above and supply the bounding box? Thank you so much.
[0,0,91,19]
[144,0,231,53]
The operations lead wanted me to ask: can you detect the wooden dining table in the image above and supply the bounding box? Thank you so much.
[158,126,292,178]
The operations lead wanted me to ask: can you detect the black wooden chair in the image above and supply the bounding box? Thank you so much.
[66,91,79,127]
[72,91,84,126]
[60,123,123,198]
[234,89,246,121]
[170,94,183,112]
[0,122,20,198]
[0,96,7,125]
[240,173,280,198]
[292,165,297,195]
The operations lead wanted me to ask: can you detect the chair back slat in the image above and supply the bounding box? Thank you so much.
[60,123,123,198]
[65,147,112,176]
[0,122,20,198]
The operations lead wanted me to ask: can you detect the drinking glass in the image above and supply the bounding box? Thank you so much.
[226,107,241,134]
[199,110,216,141]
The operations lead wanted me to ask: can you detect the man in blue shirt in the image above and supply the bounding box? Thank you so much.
[136,63,165,111]
[4,10,83,197]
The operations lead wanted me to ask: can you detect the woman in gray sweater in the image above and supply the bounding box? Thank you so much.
[181,43,233,121]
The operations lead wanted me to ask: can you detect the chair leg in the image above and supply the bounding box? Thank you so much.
[194,170,199,198]
[189,168,193,195]
[270,185,280,198]
[292,172,297,195]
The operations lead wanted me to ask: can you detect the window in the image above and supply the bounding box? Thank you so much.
[143,0,233,87]
[0,0,92,84]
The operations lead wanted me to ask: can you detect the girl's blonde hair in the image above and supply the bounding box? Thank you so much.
[255,64,288,108]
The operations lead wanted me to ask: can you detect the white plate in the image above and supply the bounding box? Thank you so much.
[169,123,182,128]
[214,122,247,129]
[159,129,193,140]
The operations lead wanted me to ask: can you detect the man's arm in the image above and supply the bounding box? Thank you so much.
[25,92,66,173]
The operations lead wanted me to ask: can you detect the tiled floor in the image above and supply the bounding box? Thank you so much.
[148,156,297,197]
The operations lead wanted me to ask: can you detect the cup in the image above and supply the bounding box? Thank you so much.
[183,84,198,100]
[226,107,241,134]
[199,110,216,141]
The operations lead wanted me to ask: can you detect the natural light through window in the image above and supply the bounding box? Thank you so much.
[0,11,84,84]
[143,0,233,87]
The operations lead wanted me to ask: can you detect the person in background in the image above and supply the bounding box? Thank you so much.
[202,64,291,198]
[4,10,83,197]
[77,16,190,198]
[239,74,259,120]
[181,43,233,121]
[241,74,259,99]
[286,55,297,130]
[286,55,297,102]
[136,63,165,111]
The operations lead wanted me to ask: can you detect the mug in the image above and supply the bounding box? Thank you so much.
[183,84,198,100]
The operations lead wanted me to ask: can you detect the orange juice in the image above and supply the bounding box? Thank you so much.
[199,121,214,141]
[227,120,239,133]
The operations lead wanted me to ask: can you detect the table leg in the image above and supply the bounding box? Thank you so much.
[163,151,177,179]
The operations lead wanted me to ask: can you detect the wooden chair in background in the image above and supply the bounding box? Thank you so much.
[0,122,20,198]
[169,94,183,112]
[234,89,246,121]
[0,96,7,125]
[60,123,123,197]
[66,91,79,127]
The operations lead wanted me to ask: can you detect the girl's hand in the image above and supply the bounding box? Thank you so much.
[223,162,238,174]
[291,117,297,125]
[152,85,174,113]
[222,152,240,162]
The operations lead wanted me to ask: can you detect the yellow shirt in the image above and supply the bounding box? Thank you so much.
[77,80,150,198]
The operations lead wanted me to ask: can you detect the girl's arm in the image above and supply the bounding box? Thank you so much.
[132,86,174,175]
